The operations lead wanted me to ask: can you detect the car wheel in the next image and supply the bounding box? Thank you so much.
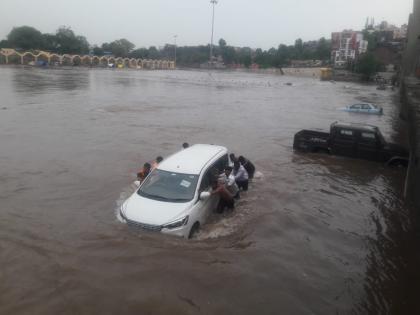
[188,222,200,239]
[387,158,408,168]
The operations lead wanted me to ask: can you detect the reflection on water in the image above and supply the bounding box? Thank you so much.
[0,67,418,314]
[356,196,420,314]
[12,67,90,94]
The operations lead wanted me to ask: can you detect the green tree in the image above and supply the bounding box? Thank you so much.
[55,26,89,54]
[41,33,58,52]
[355,53,379,80]
[148,46,160,59]
[130,48,149,59]
[7,26,43,50]
[0,40,10,48]
[219,38,226,48]
[107,38,135,57]
[294,38,303,59]
[316,37,331,60]
[362,30,378,52]
[92,46,104,56]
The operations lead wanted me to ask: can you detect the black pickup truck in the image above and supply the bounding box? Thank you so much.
[293,122,409,166]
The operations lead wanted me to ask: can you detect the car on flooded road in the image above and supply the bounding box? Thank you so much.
[340,103,383,115]
[120,144,229,238]
[293,122,409,166]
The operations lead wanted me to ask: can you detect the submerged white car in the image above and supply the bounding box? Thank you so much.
[341,103,383,115]
[120,144,229,238]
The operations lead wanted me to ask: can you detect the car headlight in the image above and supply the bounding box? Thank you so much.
[120,203,127,220]
[163,216,189,229]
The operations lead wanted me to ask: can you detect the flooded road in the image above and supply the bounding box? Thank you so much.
[0,67,418,314]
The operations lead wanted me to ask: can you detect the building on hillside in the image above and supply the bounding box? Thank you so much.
[331,30,368,68]
[393,24,408,40]
[366,18,408,40]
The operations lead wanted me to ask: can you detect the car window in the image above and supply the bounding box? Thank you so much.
[199,169,212,192]
[199,154,229,192]
[351,104,361,109]
[213,154,228,172]
[361,104,370,109]
[340,129,353,136]
[361,132,376,141]
[138,170,199,202]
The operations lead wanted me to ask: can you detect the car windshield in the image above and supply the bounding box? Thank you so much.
[138,169,199,203]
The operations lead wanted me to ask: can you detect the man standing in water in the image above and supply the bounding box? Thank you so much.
[225,166,239,199]
[211,179,234,213]
[233,161,249,191]
[238,156,255,179]
[152,156,163,169]
[137,162,151,182]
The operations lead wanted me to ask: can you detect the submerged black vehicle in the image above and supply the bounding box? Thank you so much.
[293,122,409,166]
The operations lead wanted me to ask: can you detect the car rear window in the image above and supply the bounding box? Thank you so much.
[361,132,376,140]
[340,129,353,136]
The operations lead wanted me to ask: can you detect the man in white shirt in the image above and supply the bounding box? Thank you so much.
[225,166,239,198]
[233,161,249,191]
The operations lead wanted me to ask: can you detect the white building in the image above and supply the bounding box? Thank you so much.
[331,31,368,68]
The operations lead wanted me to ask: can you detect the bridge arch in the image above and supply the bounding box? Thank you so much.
[36,52,50,64]
[129,58,137,68]
[123,58,130,68]
[72,55,82,66]
[22,52,36,65]
[108,57,115,67]
[99,56,108,67]
[81,55,92,66]
[92,56,100,66]
[49,54,61,65]
[115,57,124,67]
[62,54,72,66]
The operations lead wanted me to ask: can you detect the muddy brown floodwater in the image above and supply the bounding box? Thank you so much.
[0,67,419,314]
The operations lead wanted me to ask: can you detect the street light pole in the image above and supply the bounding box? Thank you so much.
[210,0,218,65]
[174,35,177,68]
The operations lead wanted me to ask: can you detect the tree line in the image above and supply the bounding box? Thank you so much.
[0,25,332,67]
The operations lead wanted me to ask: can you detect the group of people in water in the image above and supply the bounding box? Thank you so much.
[136,156,163,182]
[211,153,255,213]
[136,143,256,214]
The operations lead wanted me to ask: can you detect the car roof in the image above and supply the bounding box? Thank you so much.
[331,121,379,132]
[351,103,374,106]
[157,144,228,175]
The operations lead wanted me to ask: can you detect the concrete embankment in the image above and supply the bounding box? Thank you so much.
[281,67,322,78]
[401,79,420,208]
[400,0,420,209]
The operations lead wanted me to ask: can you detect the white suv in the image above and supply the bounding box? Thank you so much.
[120,144,229,238]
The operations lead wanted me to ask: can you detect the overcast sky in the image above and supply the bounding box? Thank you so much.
[0,0,413,49]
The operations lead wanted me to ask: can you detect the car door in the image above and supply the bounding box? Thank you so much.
[361,104,370,113]
[190,167,219,225]
[351,104,361,112]
[357,131,379,161]
[331,128,357,157]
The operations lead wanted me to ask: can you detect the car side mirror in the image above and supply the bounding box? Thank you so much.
[199,191,211,200]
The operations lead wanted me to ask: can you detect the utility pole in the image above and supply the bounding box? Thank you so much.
[174,35,177,68]
[209,0,218,65]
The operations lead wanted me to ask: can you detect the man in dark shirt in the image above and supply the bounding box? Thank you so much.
[238,156,255,179]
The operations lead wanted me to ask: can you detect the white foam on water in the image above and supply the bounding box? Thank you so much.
[115,182,138,223]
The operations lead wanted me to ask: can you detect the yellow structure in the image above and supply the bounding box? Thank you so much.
[0,48,175,70]
[320,68,333,81]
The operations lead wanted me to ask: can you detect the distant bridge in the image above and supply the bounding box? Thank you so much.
[0,49,175,69]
